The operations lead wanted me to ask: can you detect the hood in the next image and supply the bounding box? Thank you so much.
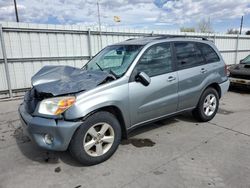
[229,64,250,78]
[31,65,109,96]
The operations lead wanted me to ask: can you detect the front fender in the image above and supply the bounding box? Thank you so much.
[64,84,130,127]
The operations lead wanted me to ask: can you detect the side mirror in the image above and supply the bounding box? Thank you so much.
[240,59,244,64]
[135,72,151,86]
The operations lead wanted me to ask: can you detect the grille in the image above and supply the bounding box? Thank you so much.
[23,88,53,114]
[24,88,39,114]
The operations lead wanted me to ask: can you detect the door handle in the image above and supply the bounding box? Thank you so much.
[167,76,176,82]
[200,68,207,74]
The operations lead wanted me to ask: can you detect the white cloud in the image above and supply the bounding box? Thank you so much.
[243,27,250,32]
[0,0,160,26]
[0,0,25,21]
[0,0,249,31]
[156,0,250,25]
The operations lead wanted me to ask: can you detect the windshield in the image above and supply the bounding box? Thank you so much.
[242,55,250,64]
[85,45,143,77]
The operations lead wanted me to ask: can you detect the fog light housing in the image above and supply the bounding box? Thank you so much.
[44,134,53,145]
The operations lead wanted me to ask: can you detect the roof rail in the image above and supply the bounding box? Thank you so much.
[124,34,213,44]
[142,34,209,41]
[125,38,137,41]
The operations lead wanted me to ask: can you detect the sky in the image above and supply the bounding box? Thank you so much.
[0,0,250,33]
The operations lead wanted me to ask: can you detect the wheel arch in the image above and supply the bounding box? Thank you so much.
[193,83,220,122]
[81,105,128,139]
[195,82,221,108]
[206,83,221,98]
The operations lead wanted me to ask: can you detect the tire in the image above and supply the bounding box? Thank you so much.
[192,87,219,122]
[69,111,121,166]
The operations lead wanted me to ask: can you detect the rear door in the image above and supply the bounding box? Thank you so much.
[198,42,223,82]
[128,42,178,126]
[174,42,208,110]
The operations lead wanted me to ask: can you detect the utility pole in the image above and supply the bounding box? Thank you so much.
[240,16,243,34]
[97,1,101,35]
[13,0,19,22]
[97,1,102,48]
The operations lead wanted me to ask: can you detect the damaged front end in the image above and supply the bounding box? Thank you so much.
[24,65,113,117]
[19,65,114,151]
[31,65,111,96]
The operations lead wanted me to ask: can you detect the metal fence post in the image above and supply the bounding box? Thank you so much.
[0,24,13,98]
[234,34,239,64]
[87,28,92,59]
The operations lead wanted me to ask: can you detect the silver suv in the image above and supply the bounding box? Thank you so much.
[19,36,229,165]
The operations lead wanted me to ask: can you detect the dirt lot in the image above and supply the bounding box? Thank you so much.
[0,90,250,188]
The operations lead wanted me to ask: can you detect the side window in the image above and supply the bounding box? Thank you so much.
[199,43,220,63]
[136,43,173,77]
[174,42,204,69]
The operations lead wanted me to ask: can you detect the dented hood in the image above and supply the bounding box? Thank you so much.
[31,65,109,96]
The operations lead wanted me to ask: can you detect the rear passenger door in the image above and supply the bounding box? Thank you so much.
[174,42,207,110]
[128,43,178,126]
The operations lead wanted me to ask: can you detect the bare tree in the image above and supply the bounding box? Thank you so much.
[180,27,195,32]
[227,28,239,34]
[197,18,213,33]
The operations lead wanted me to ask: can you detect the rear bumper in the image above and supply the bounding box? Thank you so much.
[219,79,230,97]
[18,103,81,151]
[229,77,250,87]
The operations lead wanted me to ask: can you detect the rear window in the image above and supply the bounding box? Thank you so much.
[199,43,220,63]
[174,42,204,69]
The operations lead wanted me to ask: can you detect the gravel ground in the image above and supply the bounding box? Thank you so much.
[0,90,250,188]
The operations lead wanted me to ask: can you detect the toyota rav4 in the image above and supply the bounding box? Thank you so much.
[19,36,229,165]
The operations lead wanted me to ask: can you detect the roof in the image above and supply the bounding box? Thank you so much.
[114,35,210,46]
[115,36,162,45]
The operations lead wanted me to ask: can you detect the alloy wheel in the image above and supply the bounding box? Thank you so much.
[83,123,115,157]
[203,94,217,116]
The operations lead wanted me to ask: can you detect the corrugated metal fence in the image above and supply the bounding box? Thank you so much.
[1,22,250,99]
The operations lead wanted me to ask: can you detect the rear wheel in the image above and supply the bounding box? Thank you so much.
[69,111,121,165]
[193,87,219,122]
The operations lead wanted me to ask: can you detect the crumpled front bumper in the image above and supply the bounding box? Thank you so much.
[18,103,81,151]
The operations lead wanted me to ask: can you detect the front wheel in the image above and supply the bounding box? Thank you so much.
[69,111,121,165]
[192,87,219,122]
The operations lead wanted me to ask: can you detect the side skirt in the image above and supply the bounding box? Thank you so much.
[127,107,195,134]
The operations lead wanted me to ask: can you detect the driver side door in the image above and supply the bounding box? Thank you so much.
[128,42,179,126]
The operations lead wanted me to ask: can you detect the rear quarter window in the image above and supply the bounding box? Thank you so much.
[199,43,220,63]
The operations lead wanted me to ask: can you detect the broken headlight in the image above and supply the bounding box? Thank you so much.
[38,96,76,115]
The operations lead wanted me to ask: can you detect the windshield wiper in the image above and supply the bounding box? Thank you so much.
[95,62,103,71]
[109,69,118,79]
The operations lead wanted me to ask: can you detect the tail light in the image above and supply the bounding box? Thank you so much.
[224,64,230,77]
